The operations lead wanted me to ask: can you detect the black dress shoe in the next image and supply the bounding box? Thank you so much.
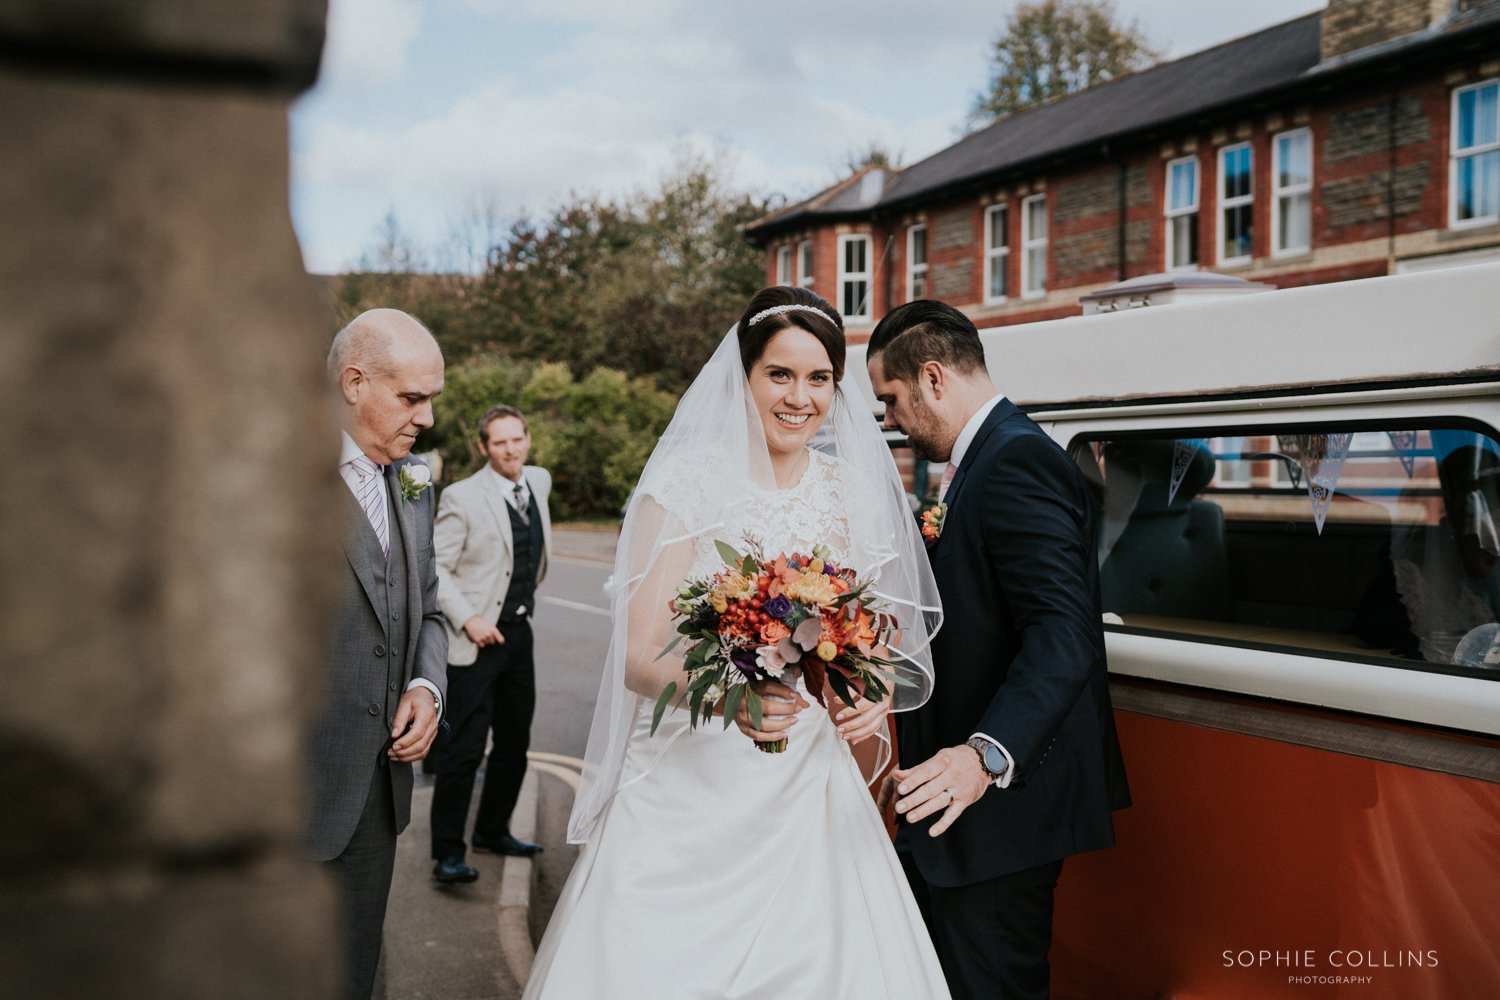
[432,856,479,883]
[473,833,543,857]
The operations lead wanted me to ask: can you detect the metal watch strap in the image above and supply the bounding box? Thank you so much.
[965,736,1003,780]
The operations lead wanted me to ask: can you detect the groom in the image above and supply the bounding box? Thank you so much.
[868,301,1129,1000]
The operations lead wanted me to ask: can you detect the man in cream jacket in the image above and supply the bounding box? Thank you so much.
[430,404,553,882]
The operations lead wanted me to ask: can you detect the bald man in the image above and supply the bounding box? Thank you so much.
[310,309,449,1000]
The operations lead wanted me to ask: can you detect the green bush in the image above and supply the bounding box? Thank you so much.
[420,355,678,521]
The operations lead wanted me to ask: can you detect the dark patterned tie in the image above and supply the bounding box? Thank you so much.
[513,482,530,525]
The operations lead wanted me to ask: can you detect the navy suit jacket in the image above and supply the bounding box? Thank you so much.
[898,399,1130,887]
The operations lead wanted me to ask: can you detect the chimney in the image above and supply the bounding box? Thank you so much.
[1320,0,1451,61]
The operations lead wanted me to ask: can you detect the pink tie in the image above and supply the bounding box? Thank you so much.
[938,461,958,502]
[352,455,389,558]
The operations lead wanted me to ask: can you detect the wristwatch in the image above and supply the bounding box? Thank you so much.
[965,736,1009,782]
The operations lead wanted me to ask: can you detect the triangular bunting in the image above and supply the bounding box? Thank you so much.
[1168,438,1209,506]
[1387,430,1417,478]
[1299,433,1353,534]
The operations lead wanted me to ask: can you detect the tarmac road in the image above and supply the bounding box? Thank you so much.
[376,528,617,1000]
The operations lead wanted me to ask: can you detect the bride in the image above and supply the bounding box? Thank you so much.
[523,286,950,1000]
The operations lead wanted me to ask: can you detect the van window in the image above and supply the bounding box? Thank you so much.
[1071,425,1500,679]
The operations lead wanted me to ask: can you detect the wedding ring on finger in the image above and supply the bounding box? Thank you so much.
[943,788,956,807]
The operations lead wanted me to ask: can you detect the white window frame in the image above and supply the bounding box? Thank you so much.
[1164,155,1200,271]
[1450,78,1500,229]
[984,205,1010,304]
[797,239,814,287]
[1021,194,1047,299]
[776,244,793,285]
[1217,141,1255,266]
[1272,128,1313,257]
[906,224,928,302]
[837,234,872,321]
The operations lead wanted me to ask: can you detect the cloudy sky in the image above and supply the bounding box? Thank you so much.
[290,0,1325,273]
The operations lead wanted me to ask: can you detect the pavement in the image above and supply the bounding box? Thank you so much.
[374,527,616,1000]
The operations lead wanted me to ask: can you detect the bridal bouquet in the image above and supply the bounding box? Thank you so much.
[650,540,910,752]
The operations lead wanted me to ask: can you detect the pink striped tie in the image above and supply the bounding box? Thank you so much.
[938,461,959,502]
[352,455,389,558]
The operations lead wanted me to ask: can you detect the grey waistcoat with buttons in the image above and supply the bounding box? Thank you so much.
[304,459,449,860]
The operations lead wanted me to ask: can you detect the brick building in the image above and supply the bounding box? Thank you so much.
[746,0,1500,343]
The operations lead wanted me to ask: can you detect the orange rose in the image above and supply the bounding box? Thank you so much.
[759,619,790,644]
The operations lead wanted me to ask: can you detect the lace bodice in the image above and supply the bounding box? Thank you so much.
[646,448,877,578]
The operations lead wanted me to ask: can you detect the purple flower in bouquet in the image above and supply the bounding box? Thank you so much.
[730,648,761,677]
[762,595,793,620]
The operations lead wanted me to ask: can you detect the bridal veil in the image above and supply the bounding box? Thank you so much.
[567,326,941,844]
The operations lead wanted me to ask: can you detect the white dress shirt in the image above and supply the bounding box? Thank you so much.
[489,464,530,514]
[943,396,1016,789]
[339,431,442,717]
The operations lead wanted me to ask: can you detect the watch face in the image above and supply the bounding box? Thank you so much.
[984,745,1006,775]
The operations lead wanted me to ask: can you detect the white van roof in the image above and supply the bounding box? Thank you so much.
[846,262,1500,412]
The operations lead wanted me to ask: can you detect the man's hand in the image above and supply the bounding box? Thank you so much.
[388,686,441,762]
[733,679,808,742]
[876,772,899,813]
[464,615,504,647]
[826,683,892,745]
[893,745,993,837]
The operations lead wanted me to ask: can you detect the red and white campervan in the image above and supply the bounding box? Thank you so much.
[851,263,1500,1000]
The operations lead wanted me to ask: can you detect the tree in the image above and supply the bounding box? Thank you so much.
[971,0,1159,124]
[470,152,770,393]
[844,142,902,174]
[331,153,770,394]
[422,357,677,519]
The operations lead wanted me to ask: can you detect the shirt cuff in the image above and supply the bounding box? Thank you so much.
[970,732,1015,789]
[407,678,442,719]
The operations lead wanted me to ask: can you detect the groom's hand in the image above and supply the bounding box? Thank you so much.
[387,687,440,762]
[892,746,992,837]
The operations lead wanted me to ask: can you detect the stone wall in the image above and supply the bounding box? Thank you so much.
[1324,94,1430,162]
[1322,163,1431,227]
[1054,219,1153,278]
[930,208,975,252]
[930,258,975,299]
[0,3,342,998]
[1053,165,1151,224]
[1320,0,1447,61]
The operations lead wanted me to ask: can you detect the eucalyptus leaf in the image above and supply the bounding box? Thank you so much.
[715,540,743,566]
[653,635,685,661]
[793,618,822,650]
[650,681,678,736]
[722,684,745,729]
[747,687,763,732]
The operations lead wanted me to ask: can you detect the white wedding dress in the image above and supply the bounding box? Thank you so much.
[523,449,951,1000]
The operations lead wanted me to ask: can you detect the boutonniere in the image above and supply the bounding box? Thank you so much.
[398,464,432,507]
[921,501,948,541]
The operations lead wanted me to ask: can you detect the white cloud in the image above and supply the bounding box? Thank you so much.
[293,0,1326,271]
[319,0,422,91]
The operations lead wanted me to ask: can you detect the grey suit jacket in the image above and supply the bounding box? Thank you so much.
[306,455,449,860]
[434,465,553,666]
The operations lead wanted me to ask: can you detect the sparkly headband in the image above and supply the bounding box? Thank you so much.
[746,304,831,328]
